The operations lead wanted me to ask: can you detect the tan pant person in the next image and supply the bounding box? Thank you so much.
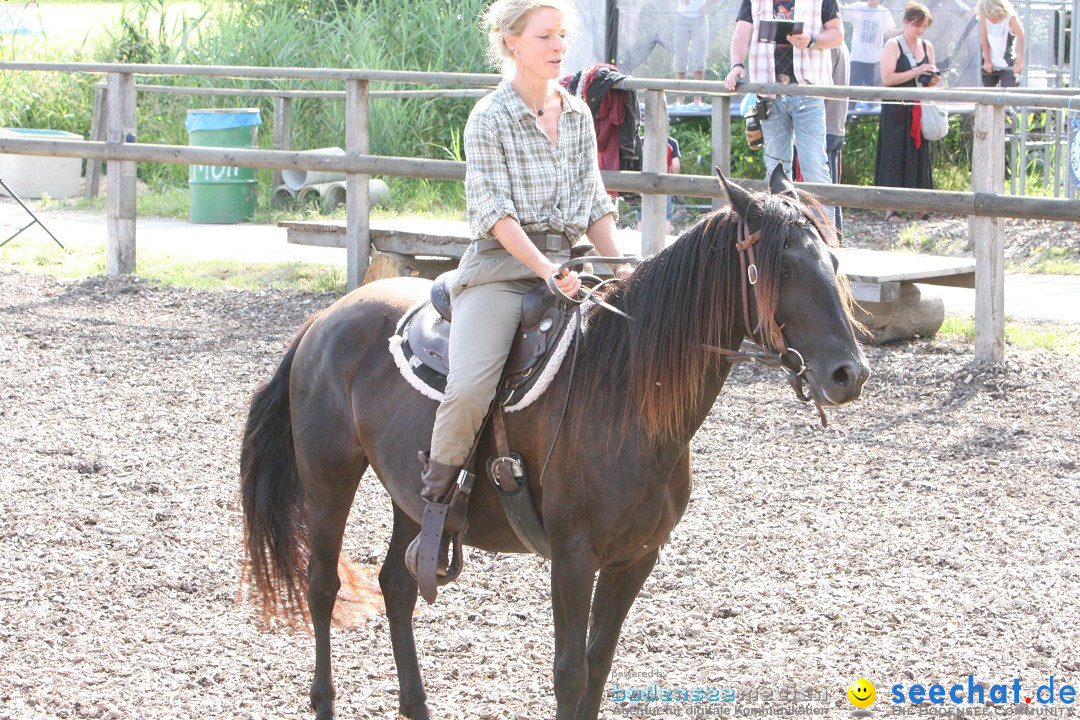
[429,277,537,466]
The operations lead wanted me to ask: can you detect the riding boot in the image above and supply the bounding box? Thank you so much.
[405,452,466,602]
[417,451,459,504]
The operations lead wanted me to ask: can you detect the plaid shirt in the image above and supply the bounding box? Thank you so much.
[464,79,617,245]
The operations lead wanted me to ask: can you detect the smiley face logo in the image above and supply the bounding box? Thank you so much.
[848,678,876,708]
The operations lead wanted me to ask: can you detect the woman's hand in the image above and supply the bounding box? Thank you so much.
[614,263,634,280]
[983,59,994,73]
[1013,60,1023,75]
[550,265,581,296]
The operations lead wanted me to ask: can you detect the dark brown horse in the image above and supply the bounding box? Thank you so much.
[240,171,870,720]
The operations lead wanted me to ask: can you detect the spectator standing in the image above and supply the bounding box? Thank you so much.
[978,0,1024,87]
[673,0,717,105]
[825,42,850,231]
[723,0,845,215]
[875,1,939,222]
[842,0,898,89]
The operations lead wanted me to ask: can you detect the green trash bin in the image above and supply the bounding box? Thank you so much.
[186,109,261,223]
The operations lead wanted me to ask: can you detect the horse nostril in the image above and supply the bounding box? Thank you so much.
[831,362,857,388]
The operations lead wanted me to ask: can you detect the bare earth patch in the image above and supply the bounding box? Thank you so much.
[1,268,1078,720]
[836,211,1080,268]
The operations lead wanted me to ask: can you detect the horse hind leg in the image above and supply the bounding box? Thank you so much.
[306,459,367,720]
[379,502,431,720]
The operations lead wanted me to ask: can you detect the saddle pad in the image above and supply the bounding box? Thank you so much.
[388,297,579,412]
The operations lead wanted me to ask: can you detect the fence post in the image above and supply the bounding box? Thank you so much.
[641,89,669,256]
[271,96,292,192]
[84,83,108,199]
[712,95,731,211]
[345,79,371,290]
[106,71,136,275]
[970,102,1006,362]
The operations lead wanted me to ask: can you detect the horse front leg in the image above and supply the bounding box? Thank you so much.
[575,550,659,720]
[551,547,600,720]
[379,503,431,720]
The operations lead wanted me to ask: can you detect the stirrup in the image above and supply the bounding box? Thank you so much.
[404,466,473,604]
[404,504,464,604]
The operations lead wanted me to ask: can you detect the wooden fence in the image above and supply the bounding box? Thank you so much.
[2,61,1079,361]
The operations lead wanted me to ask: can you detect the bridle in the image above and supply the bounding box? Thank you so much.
[703,218,830,427]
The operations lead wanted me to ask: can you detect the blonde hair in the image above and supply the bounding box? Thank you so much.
[976,0,1013,20]
[481,0,577,71]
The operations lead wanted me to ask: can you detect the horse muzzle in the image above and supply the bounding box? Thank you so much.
[801,355,871,407]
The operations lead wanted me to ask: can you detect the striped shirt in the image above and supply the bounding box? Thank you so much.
[464,79,617,246]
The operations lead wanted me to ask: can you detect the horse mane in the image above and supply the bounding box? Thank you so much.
[573,191,854,448]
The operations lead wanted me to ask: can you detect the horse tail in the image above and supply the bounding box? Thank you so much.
[239,314,319,626]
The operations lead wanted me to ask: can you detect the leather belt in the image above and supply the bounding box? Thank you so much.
[475,231,574,254]
[777,73,798,84]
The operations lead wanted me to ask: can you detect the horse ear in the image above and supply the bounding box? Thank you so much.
[768,163,799,198]
[715,167,753,218]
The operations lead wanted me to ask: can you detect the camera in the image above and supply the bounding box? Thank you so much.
[917,70,941,86]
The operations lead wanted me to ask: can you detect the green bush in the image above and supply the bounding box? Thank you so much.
[81,0,490,211]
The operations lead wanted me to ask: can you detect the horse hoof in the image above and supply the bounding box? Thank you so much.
[401,703,432,720]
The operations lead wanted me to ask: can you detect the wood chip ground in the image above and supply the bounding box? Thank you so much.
[1,268,1077,720]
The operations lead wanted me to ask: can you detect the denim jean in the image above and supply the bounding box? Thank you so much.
[761,94,833,220]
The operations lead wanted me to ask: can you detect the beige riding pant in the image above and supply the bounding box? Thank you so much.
[429,277,536,467]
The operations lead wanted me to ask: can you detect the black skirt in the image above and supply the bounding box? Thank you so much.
[874,50,934,191]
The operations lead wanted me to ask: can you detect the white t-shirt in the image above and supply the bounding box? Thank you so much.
[985,11,1017,68]
[677,0,708,18]
[844,3,896,63]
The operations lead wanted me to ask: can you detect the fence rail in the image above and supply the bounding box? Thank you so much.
[1,61,1069,360]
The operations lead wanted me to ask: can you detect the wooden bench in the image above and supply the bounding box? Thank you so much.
[280,220,975,344]
[280,218,470,281]
[835,248,975,344]
[278,218,672,282]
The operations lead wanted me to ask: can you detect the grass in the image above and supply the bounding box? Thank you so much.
[0,232,346,293]
[936,316,1080,355]
[1007,247,1080,275]
[893,224,950,255]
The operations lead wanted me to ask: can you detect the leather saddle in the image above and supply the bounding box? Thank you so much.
[400,271,576,408]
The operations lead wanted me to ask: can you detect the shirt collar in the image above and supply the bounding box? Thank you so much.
[498,79,583,122]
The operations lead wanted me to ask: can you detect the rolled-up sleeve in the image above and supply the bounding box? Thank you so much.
[464,114,518,238]
[582,116,618,227]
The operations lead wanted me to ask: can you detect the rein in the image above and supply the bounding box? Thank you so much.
[703,219,830,428]
[537,254,643,486]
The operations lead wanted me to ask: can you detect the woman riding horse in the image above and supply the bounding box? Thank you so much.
[406,0,633,576]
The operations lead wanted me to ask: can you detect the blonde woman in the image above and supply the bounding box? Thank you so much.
[978,0,1024,87]
[407,0,629,578]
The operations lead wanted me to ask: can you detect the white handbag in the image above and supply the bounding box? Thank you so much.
[920,101,949,141]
